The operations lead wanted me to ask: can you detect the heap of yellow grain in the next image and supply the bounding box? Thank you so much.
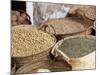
[11,25,55,57]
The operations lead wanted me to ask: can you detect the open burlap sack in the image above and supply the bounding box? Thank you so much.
[11,25,56,68]
[51,35,96,70]
[68,5,96,21]
[40,17,93,40]
[68,5,96,33]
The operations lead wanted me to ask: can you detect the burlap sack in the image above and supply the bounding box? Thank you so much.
[40,17,93,40]
[68,5,96,21]
[11,25,56,68]
[51,35,96,70]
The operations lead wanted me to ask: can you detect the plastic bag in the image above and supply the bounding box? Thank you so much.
[33,2,70,25]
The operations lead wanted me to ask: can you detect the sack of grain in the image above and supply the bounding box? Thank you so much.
[51,35,96,70]
[68,5,96,21]
[67,5,96,31]
[11,25,56,68]
[15,57,72,74]
[40,17,92,40]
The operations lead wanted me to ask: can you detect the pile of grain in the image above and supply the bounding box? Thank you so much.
[11,25,55,57]
[58,37,96,58]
